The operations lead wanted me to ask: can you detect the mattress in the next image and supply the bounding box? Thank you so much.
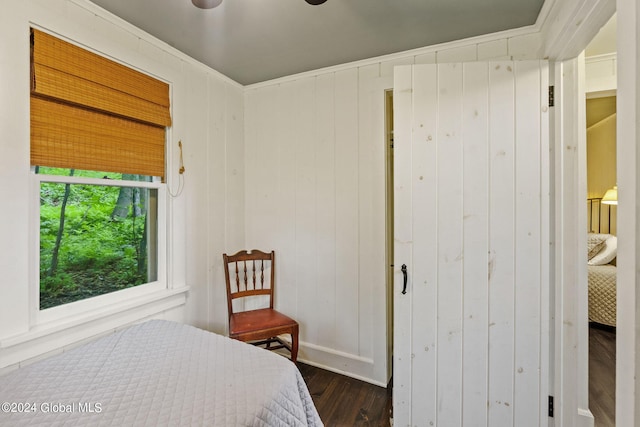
[0,320,323,426]
[588,264,617,327]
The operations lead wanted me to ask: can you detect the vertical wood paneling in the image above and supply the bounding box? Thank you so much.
[358,64,379,359]
[314,73,337,350]
[244,86,280,315]
[223,83,245,252]
[436,62,465,426]
[182,65,209,327]
[244,86,279,247]
[487,61,516,426]
[334,68,360,355]
[295,78,318,342]
[206,75,228,332]
[478,39,509,60]
[437,45,478,63]
[381,57,413,79]
[274,81,299,317]
[392,65,413,426]
[220,83,245,330]
[395,61,548,427]
[244,60,389,384]
[410,64,439,426]
[414,52,436,65]
[462,62,490,427]
[513,61,542,426]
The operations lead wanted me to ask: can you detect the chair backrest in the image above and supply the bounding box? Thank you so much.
[222,250,275,318]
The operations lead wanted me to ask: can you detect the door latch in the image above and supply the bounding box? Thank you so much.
[401,264,408,294]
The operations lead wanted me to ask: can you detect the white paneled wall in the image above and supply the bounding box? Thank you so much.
[183,66,245,334]
[245,68,387,383]
[244,33,543,385]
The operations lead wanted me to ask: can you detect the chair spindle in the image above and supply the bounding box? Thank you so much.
[261,260,265,289]
[252,260,257,290]
[243,261,248,291]
[235,262,240,292]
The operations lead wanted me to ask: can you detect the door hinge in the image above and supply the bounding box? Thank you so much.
[548,86,555,107]
[548,395,554,417]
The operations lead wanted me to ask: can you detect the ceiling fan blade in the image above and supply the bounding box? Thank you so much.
[192,0,223,9]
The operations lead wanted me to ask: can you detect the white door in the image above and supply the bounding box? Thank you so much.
[393,61,550,427]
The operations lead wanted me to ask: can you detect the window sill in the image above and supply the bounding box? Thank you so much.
[0,286,189,349]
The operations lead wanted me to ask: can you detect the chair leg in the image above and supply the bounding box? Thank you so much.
[291,325,299,363]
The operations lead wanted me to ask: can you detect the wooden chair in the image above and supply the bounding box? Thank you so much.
[222,249,299,362]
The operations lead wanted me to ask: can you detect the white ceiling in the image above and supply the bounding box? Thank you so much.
[88,0,545,85]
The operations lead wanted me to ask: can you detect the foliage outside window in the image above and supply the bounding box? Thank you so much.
[38,168,159,310]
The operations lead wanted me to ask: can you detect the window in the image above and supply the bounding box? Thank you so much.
[30,29,171,312]
[37,169,161,309]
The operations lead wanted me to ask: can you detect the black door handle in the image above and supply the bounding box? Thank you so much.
[401,264,408,294]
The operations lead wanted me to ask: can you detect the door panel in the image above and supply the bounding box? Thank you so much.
[393,61,549,427]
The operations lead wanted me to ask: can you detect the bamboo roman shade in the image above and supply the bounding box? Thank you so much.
[30,29,171,179]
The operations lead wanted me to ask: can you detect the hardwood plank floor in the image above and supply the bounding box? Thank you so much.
[298,363,392,427]
[590,324,615,427]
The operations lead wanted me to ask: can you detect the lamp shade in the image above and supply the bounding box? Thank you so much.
[602,186,618,205]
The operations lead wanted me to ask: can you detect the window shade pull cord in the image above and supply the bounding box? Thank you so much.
[178,140,186,175]
[168,140,185,198]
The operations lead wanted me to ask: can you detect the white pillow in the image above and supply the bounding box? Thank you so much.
[588,234,617,265]
[587,233,608,260]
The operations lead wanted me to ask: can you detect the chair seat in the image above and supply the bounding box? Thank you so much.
[229,308,298,339]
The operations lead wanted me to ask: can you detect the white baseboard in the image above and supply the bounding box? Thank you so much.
[296,340,387,387]
[578,407,595,427]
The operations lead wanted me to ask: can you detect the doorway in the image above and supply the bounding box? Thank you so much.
[384,89,394,384]
[585,15,618,426]
[585,93,617,427]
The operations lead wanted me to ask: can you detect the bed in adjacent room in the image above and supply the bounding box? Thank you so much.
[587,232,617,327]
[0,320,323,426]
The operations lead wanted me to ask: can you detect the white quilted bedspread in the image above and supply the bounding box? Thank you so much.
[0,320,323,426]
[588,264,617,327]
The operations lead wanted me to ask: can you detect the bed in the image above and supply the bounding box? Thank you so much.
[587,230,618,327]
[588,264,617,327]
[0,320,323,426]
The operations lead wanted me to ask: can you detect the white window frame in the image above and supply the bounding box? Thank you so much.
[30,171,168,326]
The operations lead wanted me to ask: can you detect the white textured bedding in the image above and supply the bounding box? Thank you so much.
[0,320,323,426]
[588,264,617,327]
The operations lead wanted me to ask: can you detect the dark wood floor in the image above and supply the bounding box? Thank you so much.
[298,363,392,426]
[590,324,616,427]
[298,326,614,427]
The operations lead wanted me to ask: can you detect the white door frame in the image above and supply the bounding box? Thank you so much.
[613,0,639,424]
[550,55,593,426]
[540,0,640,425]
